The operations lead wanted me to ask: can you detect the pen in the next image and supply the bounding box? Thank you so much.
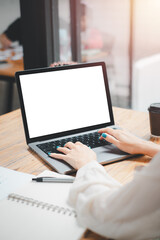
[32,177,74,183]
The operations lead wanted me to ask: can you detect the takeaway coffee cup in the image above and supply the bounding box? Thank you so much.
[148,103,160,137]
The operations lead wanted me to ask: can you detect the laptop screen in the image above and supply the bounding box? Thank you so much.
[17,63,114,142]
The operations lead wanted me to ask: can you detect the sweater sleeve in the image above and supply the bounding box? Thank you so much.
[68,153,160,240]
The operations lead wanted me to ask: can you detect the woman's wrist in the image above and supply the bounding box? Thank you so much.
[140,140,160,157]
[77,158,97,170]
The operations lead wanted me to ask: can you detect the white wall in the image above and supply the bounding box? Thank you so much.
[134,0,160,61]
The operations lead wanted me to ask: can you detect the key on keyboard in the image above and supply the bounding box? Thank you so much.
[37,132,109,154]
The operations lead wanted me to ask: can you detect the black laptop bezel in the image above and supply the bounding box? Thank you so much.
[15,62,115,144]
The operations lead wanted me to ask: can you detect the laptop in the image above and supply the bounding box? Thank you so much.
[15,62,130,174]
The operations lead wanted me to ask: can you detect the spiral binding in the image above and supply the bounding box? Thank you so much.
[8,193,77,217]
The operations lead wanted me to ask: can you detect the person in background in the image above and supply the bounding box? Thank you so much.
[49,127,160,239]
[0,18,22,49]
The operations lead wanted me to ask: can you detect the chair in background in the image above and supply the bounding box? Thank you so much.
[132,54,160,111]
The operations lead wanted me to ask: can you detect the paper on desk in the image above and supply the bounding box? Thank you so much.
[0,167,33,200]
[37,170,75,179]
[15,170,75,210]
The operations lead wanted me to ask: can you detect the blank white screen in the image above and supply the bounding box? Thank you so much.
[20,66,111,138]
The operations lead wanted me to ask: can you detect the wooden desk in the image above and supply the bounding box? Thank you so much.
[0,59,23,77]
[0,107,159,240]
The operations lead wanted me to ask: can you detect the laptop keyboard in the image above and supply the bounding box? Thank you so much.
[37,132,109,155]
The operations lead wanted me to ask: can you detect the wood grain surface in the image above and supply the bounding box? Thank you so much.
[0,59,24,77]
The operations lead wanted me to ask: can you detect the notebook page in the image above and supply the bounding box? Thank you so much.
[0,196,84,240]
[14,170,75,209]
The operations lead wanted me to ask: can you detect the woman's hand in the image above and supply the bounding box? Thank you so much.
[98,128,160,157]
[49,141,97,170]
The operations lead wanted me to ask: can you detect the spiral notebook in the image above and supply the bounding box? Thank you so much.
[0,170,85,240]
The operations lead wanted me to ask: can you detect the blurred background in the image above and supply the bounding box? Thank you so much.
[0,0,160,115]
